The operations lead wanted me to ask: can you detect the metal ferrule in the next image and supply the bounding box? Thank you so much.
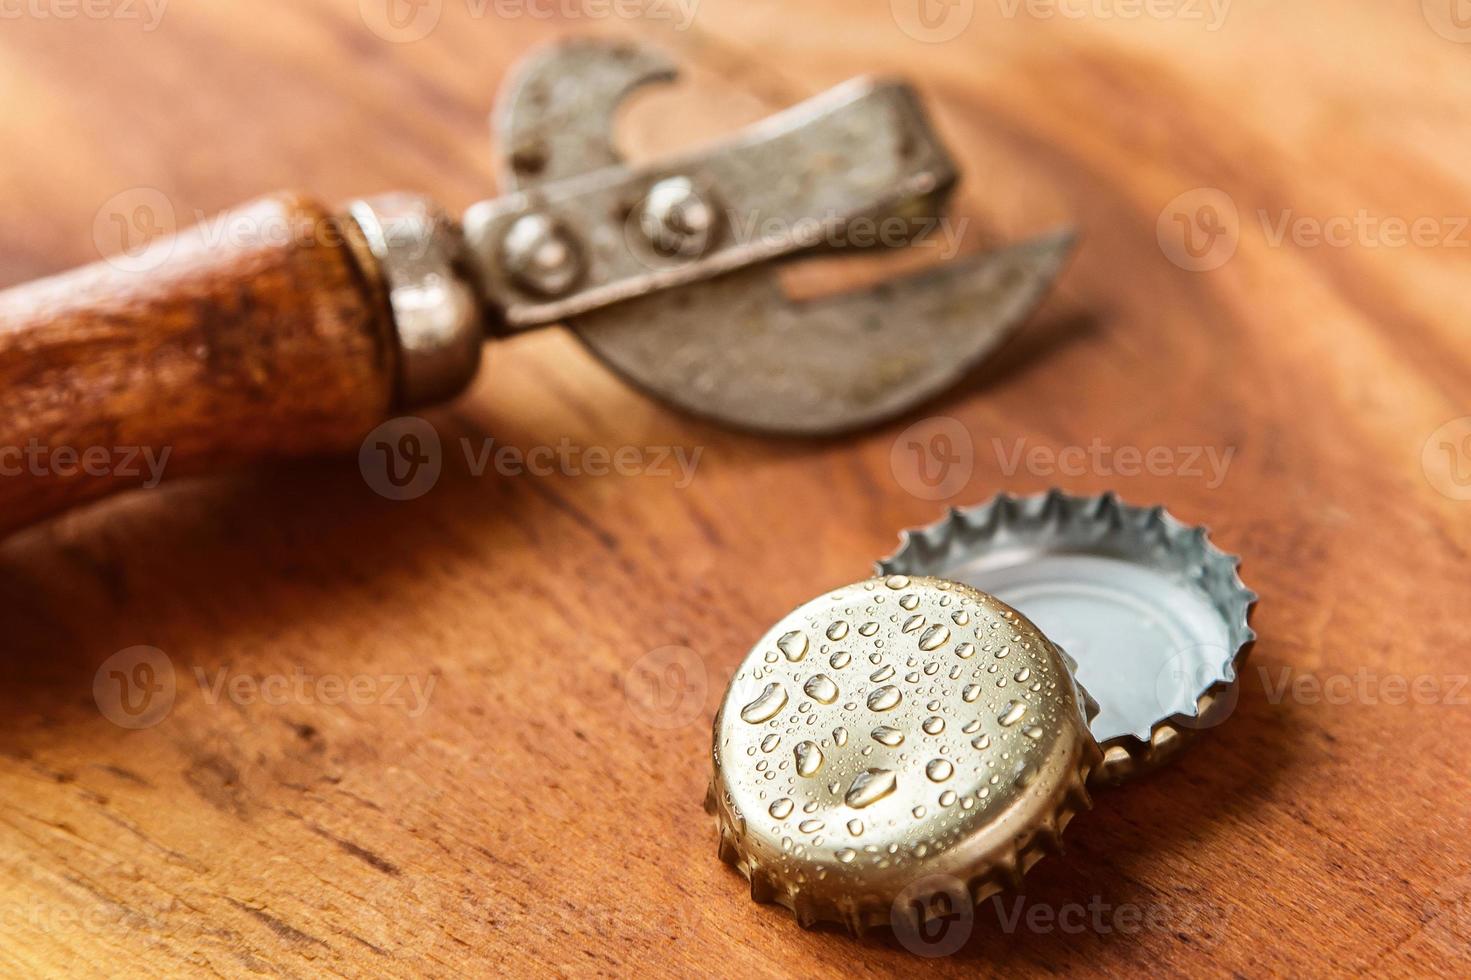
[347,193,485,410]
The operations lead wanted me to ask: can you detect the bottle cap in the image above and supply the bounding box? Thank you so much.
[877,490,1256,783]
[707,575,1100,934]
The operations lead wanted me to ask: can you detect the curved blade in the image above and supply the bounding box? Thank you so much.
[493,39,676,188]
[496,39,1073,435]
[563,230,1074,435]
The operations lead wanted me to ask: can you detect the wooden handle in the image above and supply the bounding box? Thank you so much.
[0,193,397,533]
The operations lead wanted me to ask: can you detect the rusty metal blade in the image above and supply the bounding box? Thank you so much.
[494,39,1073,434]
[564,231,1073,435]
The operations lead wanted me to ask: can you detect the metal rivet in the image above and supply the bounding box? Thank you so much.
[501,212,583,297]
[637,176,721,258]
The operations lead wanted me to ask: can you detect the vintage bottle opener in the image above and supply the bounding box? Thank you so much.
[707,490,1256,934]
[0,39,1071,533]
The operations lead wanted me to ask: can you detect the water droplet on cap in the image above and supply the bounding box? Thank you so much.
[867,685,902,712]
[777,631,809,661]
[794,741,824,777]
[871,726,905,747]
[918,624,950,651]
[803,674,839,704]
[740,683,788,723]
[845,768,898,808]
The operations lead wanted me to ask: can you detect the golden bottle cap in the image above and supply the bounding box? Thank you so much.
[707,575,1100,934]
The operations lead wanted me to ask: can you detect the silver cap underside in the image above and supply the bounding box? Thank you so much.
[878,490,1257,783]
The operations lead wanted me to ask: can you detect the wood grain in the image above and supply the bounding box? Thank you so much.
[0,1,1468,977]
[0,193,395,532]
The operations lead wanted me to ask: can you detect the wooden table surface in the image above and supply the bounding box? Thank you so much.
[1,1,1468,976]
